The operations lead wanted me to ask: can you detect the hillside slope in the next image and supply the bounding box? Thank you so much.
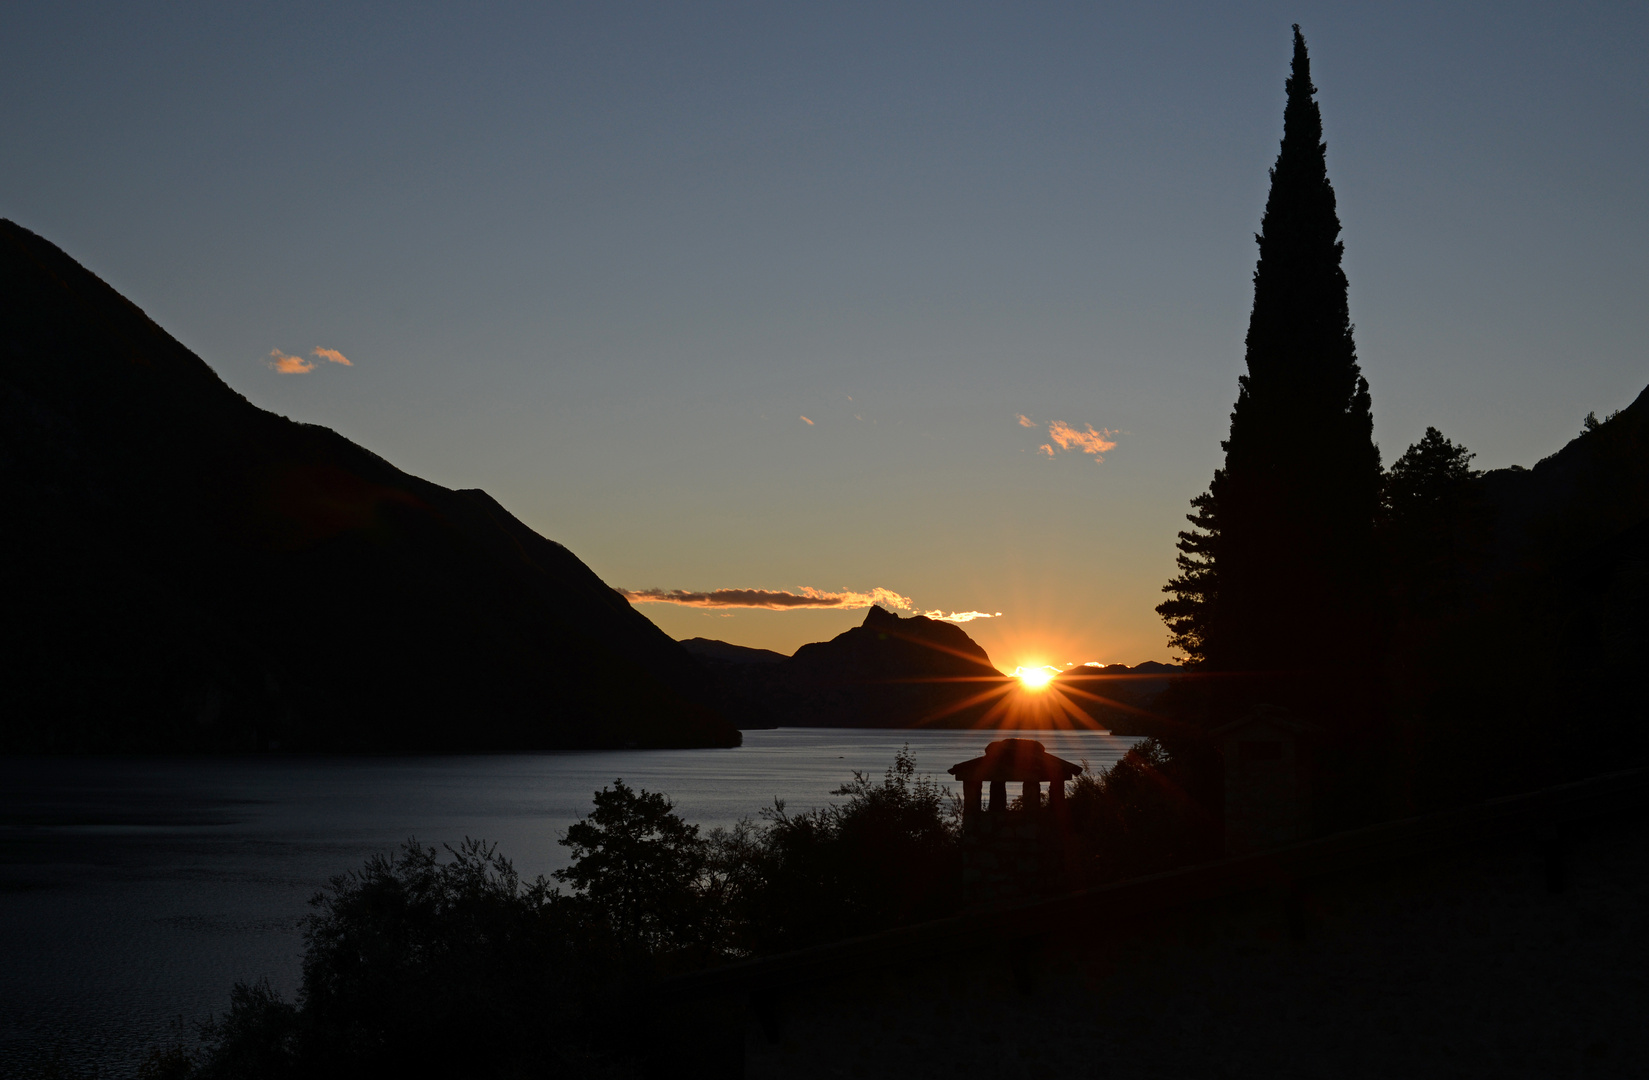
[1384,385,1649,807]
[0,220,738,751]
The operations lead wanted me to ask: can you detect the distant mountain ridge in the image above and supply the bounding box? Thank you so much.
[684,607,1180,729]
[681,607,1005,728]
[679,638,788,666]
[1049,662,1182,733]
[0,219,738,751]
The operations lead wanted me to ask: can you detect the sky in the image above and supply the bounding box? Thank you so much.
[4,2,1645,672]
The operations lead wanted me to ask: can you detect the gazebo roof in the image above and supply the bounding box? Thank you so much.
[948,738,1083,783]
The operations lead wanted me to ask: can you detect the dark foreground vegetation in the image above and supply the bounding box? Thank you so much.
[1150,28,1648,825]
[85,743,1198,1080]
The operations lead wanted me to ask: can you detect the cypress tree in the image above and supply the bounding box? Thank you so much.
[1159,27,1381,708]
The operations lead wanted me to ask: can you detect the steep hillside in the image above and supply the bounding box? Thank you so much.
[0,220,738,751]
[1389,385,1649,806]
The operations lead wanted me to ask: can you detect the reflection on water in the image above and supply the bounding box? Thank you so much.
[0,728,1133,1077]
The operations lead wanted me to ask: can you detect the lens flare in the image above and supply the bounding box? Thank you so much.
[1014,665,1057,691]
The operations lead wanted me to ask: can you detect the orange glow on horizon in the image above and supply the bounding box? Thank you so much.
[1013,665,1057,691]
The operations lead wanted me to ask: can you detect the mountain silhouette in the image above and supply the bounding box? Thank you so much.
[1478,382,1649,574]
[679,638,789,666]
[0,220,738,751]
[1050,661,1183,733]
[1368,383,1649,808]
[685,606,1012,728]
[683,612,1188,729]
[1466,384,1649,750]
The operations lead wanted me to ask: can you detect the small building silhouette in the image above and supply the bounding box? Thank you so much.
[949,738,1082,902]
[1214,705,1319,853]
[949,738,1083,820]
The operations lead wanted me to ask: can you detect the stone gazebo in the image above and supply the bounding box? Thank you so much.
[950,738,1083,821]
[948,738,1083,902]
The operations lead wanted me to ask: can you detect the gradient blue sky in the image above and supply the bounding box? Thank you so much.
[4,2,1645,671]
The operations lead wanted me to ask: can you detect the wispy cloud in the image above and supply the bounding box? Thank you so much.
[1019,415,1120,461]
[621,586,915,611]
[921,610,1002,623]
[311,347,352,366]
[267,349,316,375]
[1048,420,1118,458]
[800,415,815,426]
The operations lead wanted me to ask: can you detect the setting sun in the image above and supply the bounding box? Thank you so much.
[1013,665,1057,691]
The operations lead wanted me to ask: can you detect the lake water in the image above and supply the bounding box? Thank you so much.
[0,728,1134,1077]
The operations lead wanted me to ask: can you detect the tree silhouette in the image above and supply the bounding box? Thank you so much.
[1159,26,1381,708]
[1383,427,1482,619]
[555,779,707,953]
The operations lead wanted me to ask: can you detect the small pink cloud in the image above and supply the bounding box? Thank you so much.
[1047,420,1118,458]
[800,415,815,426]
[267,349,316,375]
[1037,444,1055,457]
[311,347,352,366]
[1017,414,1037,428]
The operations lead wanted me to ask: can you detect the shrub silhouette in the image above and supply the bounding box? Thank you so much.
[728,745,962,952]
[191,839,624,1079]
[1063,738,1220,884]
[174,747,1221,1077]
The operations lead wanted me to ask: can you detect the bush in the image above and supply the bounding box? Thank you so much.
[1064,738,1220,883]
[728,745,962,952]
[192,839,624,1080]
[183,747,1227,1077]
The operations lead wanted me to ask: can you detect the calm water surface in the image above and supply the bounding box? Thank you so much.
[0,728,1133,1076]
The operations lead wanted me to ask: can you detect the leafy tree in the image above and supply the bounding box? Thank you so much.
[1382,426,1484,618]
[554,779,707,954]
[1581,408,1620,434]
[1159,26,1382,700]
[1385,427,1477,513]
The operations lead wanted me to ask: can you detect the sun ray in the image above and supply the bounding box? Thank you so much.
[1050,682,1165,720]
[906,681,1018,727]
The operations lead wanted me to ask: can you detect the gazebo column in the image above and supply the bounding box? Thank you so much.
[963,779,982,819]
[1048,775,1066,815]
[989,779,1007,813]
[1022,779,1040,811]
